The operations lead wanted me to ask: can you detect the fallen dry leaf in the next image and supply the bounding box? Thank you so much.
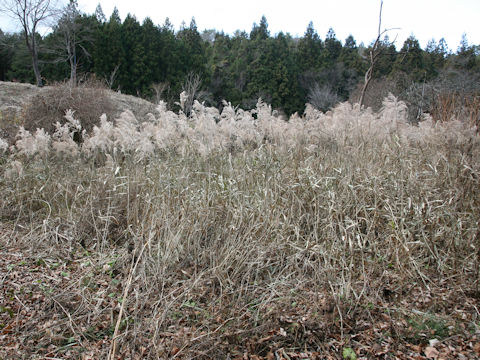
[170,346,180,356]
[425,346,439,359]
[474,342,480,356]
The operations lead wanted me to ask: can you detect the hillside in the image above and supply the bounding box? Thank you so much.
[0,81,157,143]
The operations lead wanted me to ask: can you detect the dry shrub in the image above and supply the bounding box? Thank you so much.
[431,92,480,128]
[22,78,114,137]
[352,69,480,127]
[426,70,480,128]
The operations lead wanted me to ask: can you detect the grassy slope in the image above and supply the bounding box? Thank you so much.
[0,81,157,143]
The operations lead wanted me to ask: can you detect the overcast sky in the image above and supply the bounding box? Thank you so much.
[2,0,479,51]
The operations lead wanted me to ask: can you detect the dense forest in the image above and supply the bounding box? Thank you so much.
[1,2,479,119]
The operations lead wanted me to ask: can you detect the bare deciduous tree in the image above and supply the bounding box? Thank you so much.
[104,63,120,90]
[308,83,339,112]
[181,72,201,116]
[0,0,59,86]
[52,0,92,86]
[151,81,169,104]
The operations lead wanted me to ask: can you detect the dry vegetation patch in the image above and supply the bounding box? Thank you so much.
[21,80,115,137]
[1,94,480,359]
[0,82,41,142]
[0,81,157,145]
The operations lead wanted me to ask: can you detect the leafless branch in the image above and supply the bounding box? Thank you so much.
[105,63,120,89]
[181,72,202,116]
[151,82,169,104]
[359,0,399,107]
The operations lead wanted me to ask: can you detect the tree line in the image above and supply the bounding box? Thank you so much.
[1,1,479,117]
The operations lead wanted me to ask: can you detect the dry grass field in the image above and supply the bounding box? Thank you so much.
[1,82,479,359]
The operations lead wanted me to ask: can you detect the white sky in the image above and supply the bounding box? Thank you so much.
[2,0,479,50]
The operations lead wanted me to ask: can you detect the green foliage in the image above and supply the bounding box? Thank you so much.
[119,14,146,94]
[246,27,303,113]
[454,34,478,70]
[297,22,323,73]
[0,30,16,81]
[2,7,480,116]
[424,38,448,78]
[393,36,426,82]
[339,35,365,74]
[371,37,397,78]
[93,7,125,89]
[250,15,269,41]
[1,31,36,83]
[322,28,342,68]
[407,313,451,343]
[342,347,357,360]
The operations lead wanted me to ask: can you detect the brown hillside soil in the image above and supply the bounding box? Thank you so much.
[1,234,479,359]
